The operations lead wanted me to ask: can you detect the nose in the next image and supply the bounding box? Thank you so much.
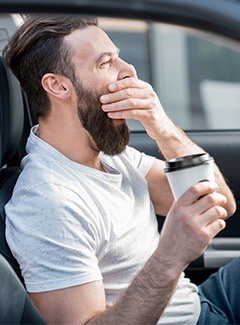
[117,59,137,80]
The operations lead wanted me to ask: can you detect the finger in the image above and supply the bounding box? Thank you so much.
[108,77,150,92]
[200,205,227,227]
[192,192,227,216]
[102,98,153,114]
[106,107,156,120]
[178,181,218,206]
[205,218,226,238]
[100,87,151,104]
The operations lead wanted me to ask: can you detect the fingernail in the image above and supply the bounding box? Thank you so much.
[108,84,116,91]
[100,95,109,103]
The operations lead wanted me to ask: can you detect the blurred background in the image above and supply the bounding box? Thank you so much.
[1,14,240,131]
[100,17,240,131]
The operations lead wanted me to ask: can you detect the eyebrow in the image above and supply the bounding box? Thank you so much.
[96,48,120,64]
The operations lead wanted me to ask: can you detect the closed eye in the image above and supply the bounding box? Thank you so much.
[100,59,111,67]
[97,49,119,68]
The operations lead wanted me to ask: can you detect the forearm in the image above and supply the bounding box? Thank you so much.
[155,120,236,216]
[155,119,203,159]
[88,248,182,325]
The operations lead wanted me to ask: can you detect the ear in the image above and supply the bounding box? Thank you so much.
[41,73,71,100]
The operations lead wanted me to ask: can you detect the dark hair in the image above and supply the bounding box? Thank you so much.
[3,15,98,119]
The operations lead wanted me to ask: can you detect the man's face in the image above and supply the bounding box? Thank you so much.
[64,25,136,155]
[74,78,130,156]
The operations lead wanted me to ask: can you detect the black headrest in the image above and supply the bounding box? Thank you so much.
[0,57,24,167]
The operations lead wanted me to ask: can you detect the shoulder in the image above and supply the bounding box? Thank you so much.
[105,146,156,177]
[5,179,102,256]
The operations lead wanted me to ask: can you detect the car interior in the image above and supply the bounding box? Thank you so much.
[0,1,240,322]
[0,50,45,323]
[0,254,45,324]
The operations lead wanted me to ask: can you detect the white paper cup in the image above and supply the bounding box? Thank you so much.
[164,153,215,201]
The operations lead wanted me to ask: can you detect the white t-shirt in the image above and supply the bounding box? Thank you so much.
[5,125,200,324]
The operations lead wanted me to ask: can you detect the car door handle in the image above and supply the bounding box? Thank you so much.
[204,238,240,268]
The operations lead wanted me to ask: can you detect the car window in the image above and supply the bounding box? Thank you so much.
[100,18,240,131]
[0,14,24,54]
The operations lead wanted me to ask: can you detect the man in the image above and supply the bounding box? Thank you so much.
[3,15,238,324]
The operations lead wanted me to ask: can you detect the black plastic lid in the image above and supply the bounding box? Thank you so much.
[164,153,214,173]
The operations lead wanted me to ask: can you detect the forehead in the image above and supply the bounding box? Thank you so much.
[64,25,117,63]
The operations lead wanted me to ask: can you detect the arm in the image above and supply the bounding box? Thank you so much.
[30,182,227,324]
[100,78,236,217]
[30,253,180,325]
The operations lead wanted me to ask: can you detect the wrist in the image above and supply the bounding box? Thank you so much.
[147,116,174,140]
[154,122,204,160]
[156,234,191,276]
[146,247,184,287]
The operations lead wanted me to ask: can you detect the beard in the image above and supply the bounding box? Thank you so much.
[74,80,130,156]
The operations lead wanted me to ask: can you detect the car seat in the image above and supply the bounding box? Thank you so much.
[0,55,25,282]
[0,56,45,323]
[0,253,46,324]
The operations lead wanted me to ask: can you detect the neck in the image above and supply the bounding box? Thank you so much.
[38,118,105,172]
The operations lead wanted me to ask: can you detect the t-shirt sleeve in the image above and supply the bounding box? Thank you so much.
[123,146,156,177]
[5,182,102,293]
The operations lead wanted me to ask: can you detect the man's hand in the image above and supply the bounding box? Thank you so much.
[100,77,171,141]
[101,77,236,218]
[90,181,228,325]
[158,181,228,272]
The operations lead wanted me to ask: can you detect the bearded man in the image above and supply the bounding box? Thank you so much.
[4,15,239,325]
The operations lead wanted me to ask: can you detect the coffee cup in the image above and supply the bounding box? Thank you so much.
[164,153,215,201]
